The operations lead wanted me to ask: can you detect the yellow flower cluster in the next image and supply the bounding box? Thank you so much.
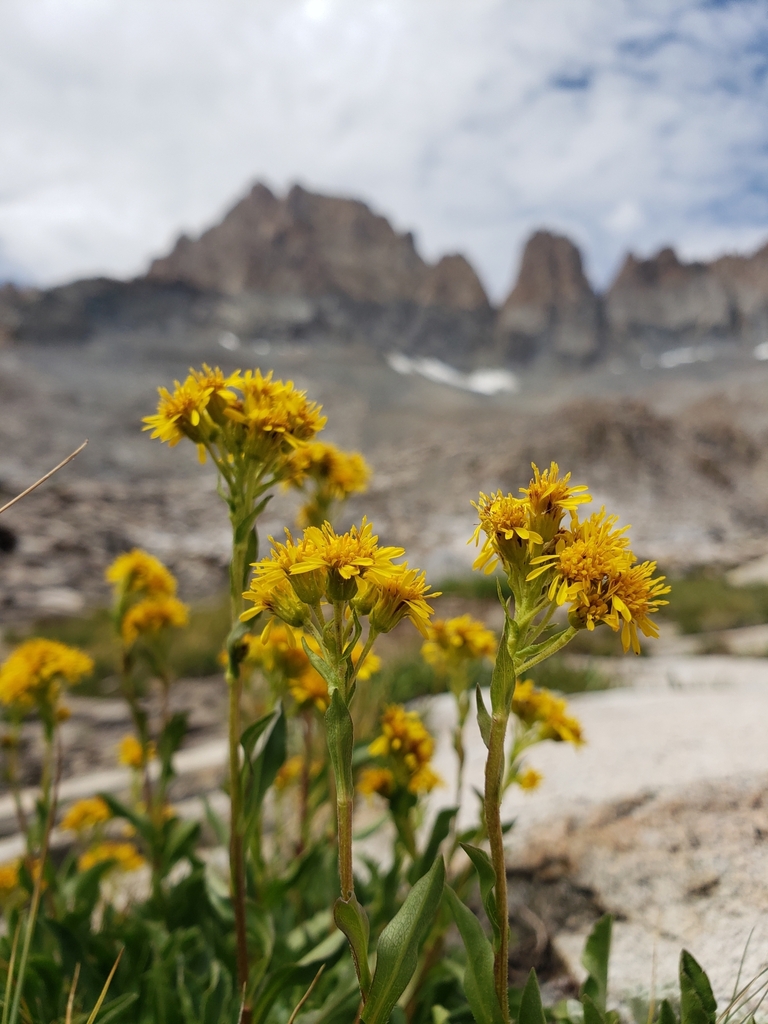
[143,365,326,468]
[106,549,176,597]
[421,615,497,671]
[244,624,380,711]
[60,796,112,833]
[274,754,323,790]
[118,734,156,769]
[472,462,591,574]
[287,442,370,499]
[0,639,93,712]
[0,861,19,893]
[472,462,669,654]
[78,842,145,874]
[120,595,189,645]
[527,509,670,653]
[242,518,438,637]
[511,680,584,745]
[362,705,442,796]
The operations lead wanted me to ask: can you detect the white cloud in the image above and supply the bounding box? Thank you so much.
[0,0,767,298]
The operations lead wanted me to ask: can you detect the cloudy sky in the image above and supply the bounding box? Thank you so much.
[1,0,767,299]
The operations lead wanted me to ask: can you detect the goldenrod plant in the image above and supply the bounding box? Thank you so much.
[0,366,696,1024]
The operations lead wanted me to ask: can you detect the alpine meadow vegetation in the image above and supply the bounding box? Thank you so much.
[0,363,734,1024]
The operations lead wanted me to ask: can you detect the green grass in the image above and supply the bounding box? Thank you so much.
[658,567,768,634]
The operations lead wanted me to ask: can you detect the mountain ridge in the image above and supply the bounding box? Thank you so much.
[2,181,768,365]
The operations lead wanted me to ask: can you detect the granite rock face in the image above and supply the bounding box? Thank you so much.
[148,183,489,312]
[606,243,768,351]
[494,231,602,362]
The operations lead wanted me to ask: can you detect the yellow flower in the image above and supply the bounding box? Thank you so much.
[118,734,156,769]
[519,462,591,540]
[604,560,671,654]
[274,755,304,790]
[527,509,669,652]
[517,767,543,791]
[286,441,371,500]
[299,519,405,598]
[368,704,442,794]
[106,549,177,598]
[471,492,543,574]
[231,369,326,452]
[368,564,439,637]
[246,528,327,606]
[357,766,395,798]
[355,645,381,681]
[120,595,189,646]
[241,577,312,627]
[421,615,496,670]
[528,509,632,604]
[0,861,19,893]
[512,680,584,745]
[78,842,145,874]
[0,640,93,711]
[244,624,309,679]
[407,764,442,795]
[60,797,112,833]
[289,670,330,712]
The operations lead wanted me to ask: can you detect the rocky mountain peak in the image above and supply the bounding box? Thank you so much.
[494,230,601,361]
[148,182,488,312]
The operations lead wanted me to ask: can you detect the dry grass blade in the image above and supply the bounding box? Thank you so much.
[286,965,326,1024]
[84,949,122,1024]
[0,440,87,516]
[65,964,81,1024]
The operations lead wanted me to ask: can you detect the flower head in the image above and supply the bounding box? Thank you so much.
[517,767,543,791]
[512,680,583,745]
[118,734,155,769]
[471,492,543,574]
[604,560,671,654]
[0,640,93,712]
[78,842,145,874]
[223,369,327,461]
[106,549,176,598]
[520,462,591,540]
[357,767,395,799]
[61,797,112,833]
[368,705,442,794]
[421,615,496,671]
[120,595,189,646]
[289,670,330,712]
[368,564,439,637]
[0,861,19,894]
[287,441,370,499]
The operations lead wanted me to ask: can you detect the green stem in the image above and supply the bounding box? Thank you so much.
[228,527,253,1012]
[516,626,578,676]
[337,791,354,901]
[484,711,510,1023]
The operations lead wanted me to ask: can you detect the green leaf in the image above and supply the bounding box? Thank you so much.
[581,915,612,1012]
[409,806,458,884]
[582,994,606,1024]
[243,704,287,838]
[241,709,279,761]
[158,711,188,782]
[445,886,505,1024]
[679,951,716,1024]
[460,843,500,946]
[519,969,547,1024]
[334,896,372,996]
[490,615,515,715]
[362,857,445,1024]
[476,686,492,749]
[659,999,678,1024]
[325,689,355,801]
[162,818,201,871]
